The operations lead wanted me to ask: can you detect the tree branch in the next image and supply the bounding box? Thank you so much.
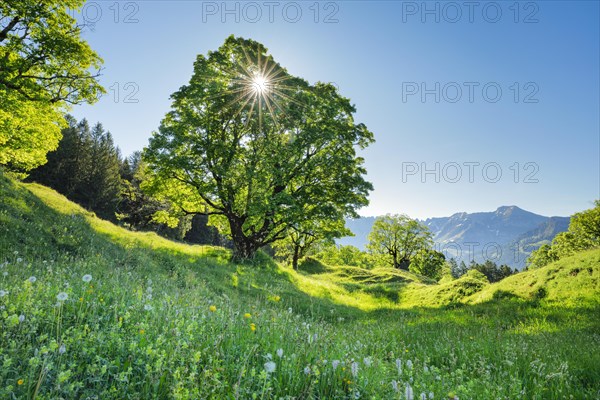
[0,16,20,43]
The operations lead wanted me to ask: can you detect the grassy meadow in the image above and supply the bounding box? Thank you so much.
[1,175,599,399]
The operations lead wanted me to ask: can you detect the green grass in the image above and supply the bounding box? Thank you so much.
[1,174,599,399]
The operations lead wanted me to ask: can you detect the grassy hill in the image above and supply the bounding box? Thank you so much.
[1,174,599,399]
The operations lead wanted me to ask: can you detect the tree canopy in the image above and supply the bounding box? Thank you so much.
[528,200,600,268]
[0,0,104,172]
[143,36,373,260]
[367,214,432,269]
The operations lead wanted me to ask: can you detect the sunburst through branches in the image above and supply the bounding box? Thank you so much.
[206,45,303,131]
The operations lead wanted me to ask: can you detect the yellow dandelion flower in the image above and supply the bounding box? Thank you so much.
[17,379,24,385]
[250,323,256,331]
[273,295,281,302]
[139,329,145,335]
[79,297,83,302]
[209,305,217,312]
[244,313,251,319]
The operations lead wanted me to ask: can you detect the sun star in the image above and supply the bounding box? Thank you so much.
[251,74,269,95]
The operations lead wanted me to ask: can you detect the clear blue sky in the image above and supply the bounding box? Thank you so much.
[72,1,600,220]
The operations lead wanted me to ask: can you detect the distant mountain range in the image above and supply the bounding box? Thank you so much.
[337,206,570,269]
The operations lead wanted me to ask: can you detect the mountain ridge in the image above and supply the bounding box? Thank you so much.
[338,206,569,269]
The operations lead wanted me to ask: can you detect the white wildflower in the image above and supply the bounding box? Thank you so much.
[396,358,402,374]
[351,361,359,377]
[405,383,414,400]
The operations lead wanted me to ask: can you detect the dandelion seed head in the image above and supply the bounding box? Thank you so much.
[56,292,68,301]
[82,274,92,283]
[28,276,37,283]
[18,314,25,323]
[276,348,283,358]
[264,361,276,373]
[0,290,7,297]
[304,366,311,375]
[59,344,66,354]
[332,360,340,370]
[144,304,153,311]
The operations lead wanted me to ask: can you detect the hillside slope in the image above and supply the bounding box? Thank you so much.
[468,248,600,305]
[1,174,599,399]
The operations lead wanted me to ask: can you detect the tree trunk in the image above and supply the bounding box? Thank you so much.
[398,258,410,271]
[292,244,301,270]
[228,215,259,261]
[392,252,399,269]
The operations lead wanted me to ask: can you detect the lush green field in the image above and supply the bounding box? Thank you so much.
[1,175,599,399]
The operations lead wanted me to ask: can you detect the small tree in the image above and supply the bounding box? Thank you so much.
[409,249,445,281]
[274,219,350,269]
[526,243,557,269]
[527,200,599,267]
[367,214,432,270]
